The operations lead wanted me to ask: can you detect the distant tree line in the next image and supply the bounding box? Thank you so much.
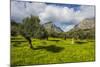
[65,29,95,40]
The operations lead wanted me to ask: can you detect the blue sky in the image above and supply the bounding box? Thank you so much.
[11,1,95,32]
[47,3,81,11]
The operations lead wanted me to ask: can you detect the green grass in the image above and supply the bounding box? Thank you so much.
[11,37,95,66]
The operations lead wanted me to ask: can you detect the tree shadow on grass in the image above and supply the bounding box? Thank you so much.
[32,45,64,53]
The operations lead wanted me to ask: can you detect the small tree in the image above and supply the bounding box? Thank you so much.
[11,20,19,36]
[38,25,48,40]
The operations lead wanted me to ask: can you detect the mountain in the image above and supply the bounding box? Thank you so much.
[43,22,63,33]
[70,18,95,31]
[74,18,95,30]
[67,18,95,39]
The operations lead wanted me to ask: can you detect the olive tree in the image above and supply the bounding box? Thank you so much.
[19,16,47,49]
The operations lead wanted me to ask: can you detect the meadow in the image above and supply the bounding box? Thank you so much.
[11,36,95,66]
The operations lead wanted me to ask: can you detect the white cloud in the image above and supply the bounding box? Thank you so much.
[39,5,76,24]
[11,1,46,22]
[75,5,95,21]
[39,5,95,24]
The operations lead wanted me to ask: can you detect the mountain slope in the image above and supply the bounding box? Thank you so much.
[67,18,95,39]
[43,22,63,33]
[74,18,95,30]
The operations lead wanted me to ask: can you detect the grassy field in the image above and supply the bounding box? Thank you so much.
[11,36,95,66]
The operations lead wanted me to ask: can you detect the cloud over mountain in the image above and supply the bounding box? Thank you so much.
[11,1,95,31]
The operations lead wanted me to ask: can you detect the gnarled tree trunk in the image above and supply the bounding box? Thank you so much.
[20,32,33,49]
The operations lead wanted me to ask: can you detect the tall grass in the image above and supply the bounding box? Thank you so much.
[11,37,95,66]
